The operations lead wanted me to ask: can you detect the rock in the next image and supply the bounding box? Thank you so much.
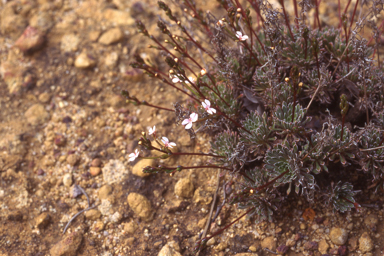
[85,209,101,220]
[174,178,194,198]
[330,227,348,245]
[35,212,51,229]
[102,159,129,184]
[0,56,26,93]
[0,7,28,37]
[300,223,307,230]
[124,221,138,234]
[50,231,83,256]
[90,167,101,176]
[235,254,259,256]
[98,185,112,200]
[93,221,104,232]
[304,241,318,250]
[110,212,122,223]
[91,158,101,167]
[359,232,373,253]
[61,34,80,52]
[104,52,119,68]
[318,239,329,254]
[42,155,55,167]
[214,242,228,251]
[74,51,96,69]
[63,174,72,187]
[38,92,51,103]
[127,193,153,221]
[132,159,154,178]
[66,154,79,166]
[364,214,379,230]
[193,187,212,205]
[158,242,182,256]
[88,30,101,42]
[29,12,53,32]
[54,134,66,146]
[348,236,358,251]
[276,244,289,254]
[261,236,276,251]
[25,104,49,125]
[103,9,135,26]
[98,28,123,45]
[14,26,45,52]
[98,199,113,215]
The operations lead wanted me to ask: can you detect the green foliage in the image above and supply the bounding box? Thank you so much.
[210,131,243,167]
[240,112,274,149]
[274,102,311,133]
[328,181,359,213]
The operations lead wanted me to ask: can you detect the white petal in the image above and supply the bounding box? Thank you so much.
[211,108,216,114]
[185,122,192,129]
[182,119,189,126]
[169,142,176,147]
[190,113,198,122]
[236,31,242,38]
[129,157,136,162]
[161,137,169,144]
[204,99,211,107]
[202,101,207,108]
[172,77,179,83]
[242,35,248,41]
[128,153,135,158]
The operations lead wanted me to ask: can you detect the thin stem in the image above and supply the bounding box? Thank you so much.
[293,0,299,28]
[280,0,294,40]
[171,152,225,158]
[359,145,384,152]
[340,115,346,141]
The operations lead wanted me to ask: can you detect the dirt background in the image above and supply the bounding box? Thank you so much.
[0,0,383,256]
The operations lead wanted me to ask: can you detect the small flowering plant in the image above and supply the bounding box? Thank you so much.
[125,0,384,254]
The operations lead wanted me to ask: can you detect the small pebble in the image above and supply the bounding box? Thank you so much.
[63,174,72,187]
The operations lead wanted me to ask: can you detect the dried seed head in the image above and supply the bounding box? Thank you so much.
[250,189,254,194]
[169,70,174,74]
[201,69,207,76]
[237,8,241,12]
[164,39,169,43]
[174,46,178,50]
[141,131,146,136]
[177,21,181,25]
[236,14,241,18]
[174,58,178,63]
[298,82,303,87]
[285,77,290,82]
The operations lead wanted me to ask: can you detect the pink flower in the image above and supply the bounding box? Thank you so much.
[161,137,176,148]
[182,112,198,129]
[236,31,248,41]
[128,149,139,162]
[202,99,216,115]
[148,125,156,135]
